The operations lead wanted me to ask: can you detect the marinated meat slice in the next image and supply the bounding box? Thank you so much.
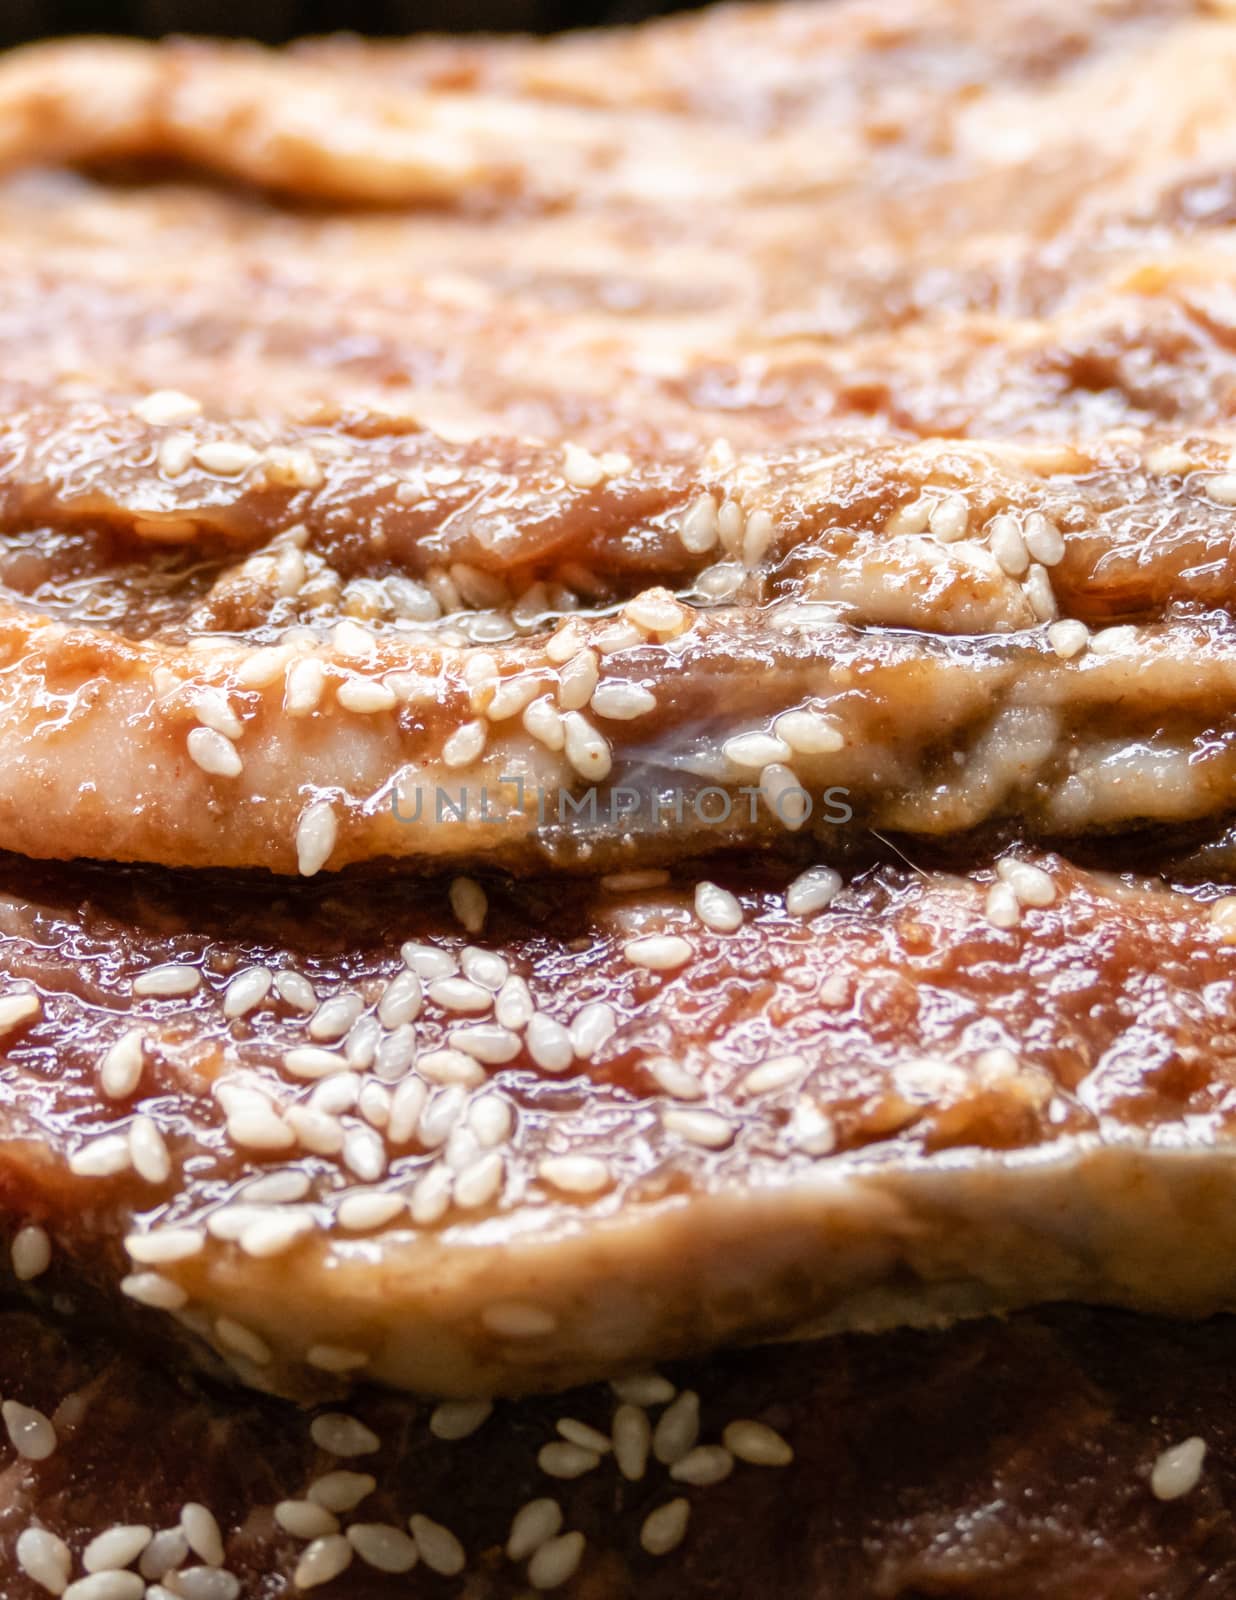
[1,1300,1235,1598]
[3,850,1236,1397]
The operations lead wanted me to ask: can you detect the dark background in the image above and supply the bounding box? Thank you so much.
[0,0,696,42]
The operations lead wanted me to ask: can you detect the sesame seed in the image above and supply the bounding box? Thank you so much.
[653,1390,699,1464]
[557,1418,611,1453]
[179,1505,223,1568]
[285,658,325,716]
[590,682,657,721]
[495,975,534,1029]
[158,432,195,476]
[694,880,743,933]
[430,1399,493,1441]
[641,1499,690,1557]
[346,1523,418,1575]
[342,1125,387,1183]
[450,1023,521,1064]
[612,1403,652,1481]
[1206,472,1236,506]
[486,674,542,721]
[450,877,487,934]
[482,1301,558,1339]
[419,1084,468,1146]
[460,948,508,990]
[723,1419,794,1466]
[610,1371,676,1406]
[138,1527,188,1582]
[306,1345,369,1374]
[165,1568,240,1600]
[562,441,605,489]
[1023,512,1065,565]
[469,1093,515,1147]
[453,1150,505,1209]
[337,1191,404,1232]
[195,440,258,476]
[1024,562,1057,621]
[738,1053,806,1098]
[129,1115,171,1184]
[11,1224,51,1281]
[402,942,456,980]
[296,799,338,877]
[1090,624,1137,655]
[0,990,41,1036]
[186,725,242,779]
[671,1445,734,1485]
[306,1473,375,1513]
[988,513,1029,576]
[83,1526,152,1573]
[408,1515,465,1577]
[985,881,1021,929]
[428,977,492,1015]
[283,1046,352,1080]
[1046,618,1089,658]
[1151,1436,1207,1500]
[387,1077,428,1145]
[308,993,365,1042]
[239,1209,315,1258]
[375,1024,417,1081]
[443,720,488,768]
[409,1164,453,1225]
[558,649,600,711]
[377,970,422,1028]
[418,1048,486,1088]
[125,1227,204,1265]
[529,1530,586,1591]
[523,695,566,751]
[996,857,1057,907]
[134,388,201,426]
[537,1441,600,1479]
[623,935,693,972]
[761,762,809,828]
[742,509,775,566]
[563,711,612,781]
[229,1104,296,1151]
[221,968,270,1021]
[294,1535,353,1590]
[774,709,844,755]
[785,866,841,917]
[336,676,396,714]
[524,1012,573,1073]
[133,964,200,999]
[214,1316,272,1366]
[120,1271,187,1310]
[4,1400,55,1460]
[275,970,317,1011]
[311,1413,380,1457]
[69,1134,132,1179]
[647,1058,706,1100]
[17,1526,71,1595]
[928,494,969,542]
[507,1499,563,1563]
[722,731,790,768]
[663,1107,734,1148]
[347,1018,383,1071]
[63,1577,144,1600]
[595,619,645,655]
[679,491,720,554]
[570,1002,617,1059]
[538,1154,612,1200]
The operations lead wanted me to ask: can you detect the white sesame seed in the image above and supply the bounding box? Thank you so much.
[486,674,542,721]
[308,993,364,1043]
[641,1499,690,1557]
[430,1399,493,1441]
[311,1412,380,1458]
[285,657,325,716]
[495,975,534,1029]
[296,799,338,877]
[337,1191,404,1232]
[1151,1436,1207,1500]
[347,1018,383,1071]
[418,1048,486,1088]
[221,969,270,1021]
[1206,472,1236,506]
[671,1445,734,1485]
[18,1526,71,1594]
[1023,511,1065,565]
[723,1419,794,1465]
[387,1077,428,1145]
[11,1224,50,1281]
[1024,562,1058,621]
[215,1317,272,1365]
[679,491,719,554]
[120,1271,186,1310]
[538,1155,611,1195]
[138,1528,188,1582]
[239,1209,315,1258]
[158,432,195,476]
[275,970,317,1011]
[623,935,693,972]
[562,441,605,489]
[996,858,1057,908]
[409,1164,453,1225]
[229,1104,295,1151]
[306,1473,375,1513]
[647,1058,706,1100]
[529,1530,586,1591]
[347,1523,418,1574]
[722,731,791,769]
[125,1227,204,1265]
[294,1534,353,1590]
[460,948,508,990]
[180,1505,224,1568]
[133,964,201,999]
[694,880,743,933]
[506,1499,563,1563]
[928,494,969,542]
[453,1150,505,1209]
[428,977,492,1015]
[788,1100,835,1152]
[244,1169,312,1205]
[570,1002,617,1059]
[63,1577,144,1600]
[774,709,844,755]
[742,509,775,566]
[1047,618,1089,658]
[450,877,487,934]
[377,970,422,1029]
[187,726,242,779]
[164,1568,239,1600]
[130,1115,171,1185]
[306,1345,369,1375]
[408,1515,465,1577]
[663,1107,734,1148]
[195,440,258,477]
[235,645,291,689]
[589,682,657,721]
[336,676,396,714]
[653,1390,699,1464]
[557,1418,611,1453]
[69,1134,132,1179]
[0,989,39,1034]
[419,1084,469,1146]
[282,1046,351,1081]
[482,1302,558,1339]
[469,1093,515,1147]
[988,513,1029,576]
[563,712,612,781]
[342,1125,387,1183]
[1090,624,1138,655]
[610,1372,676,1406]
[558,650,599,712]
[402,943,456,981]
[760,762,809,828]
[538,1441,600,1479]
[443,721,488,768]
[786,865,841,917]
[985,881,1021,929]
[83,1526,152,1573]
[375,1024,417,1081]
[4,1401,55,1460]
[450,1023,521,1064]
[523,695,566,751]
[526,1012,575,1073]
[612,1403,651,1481]
[134,388,201,426]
